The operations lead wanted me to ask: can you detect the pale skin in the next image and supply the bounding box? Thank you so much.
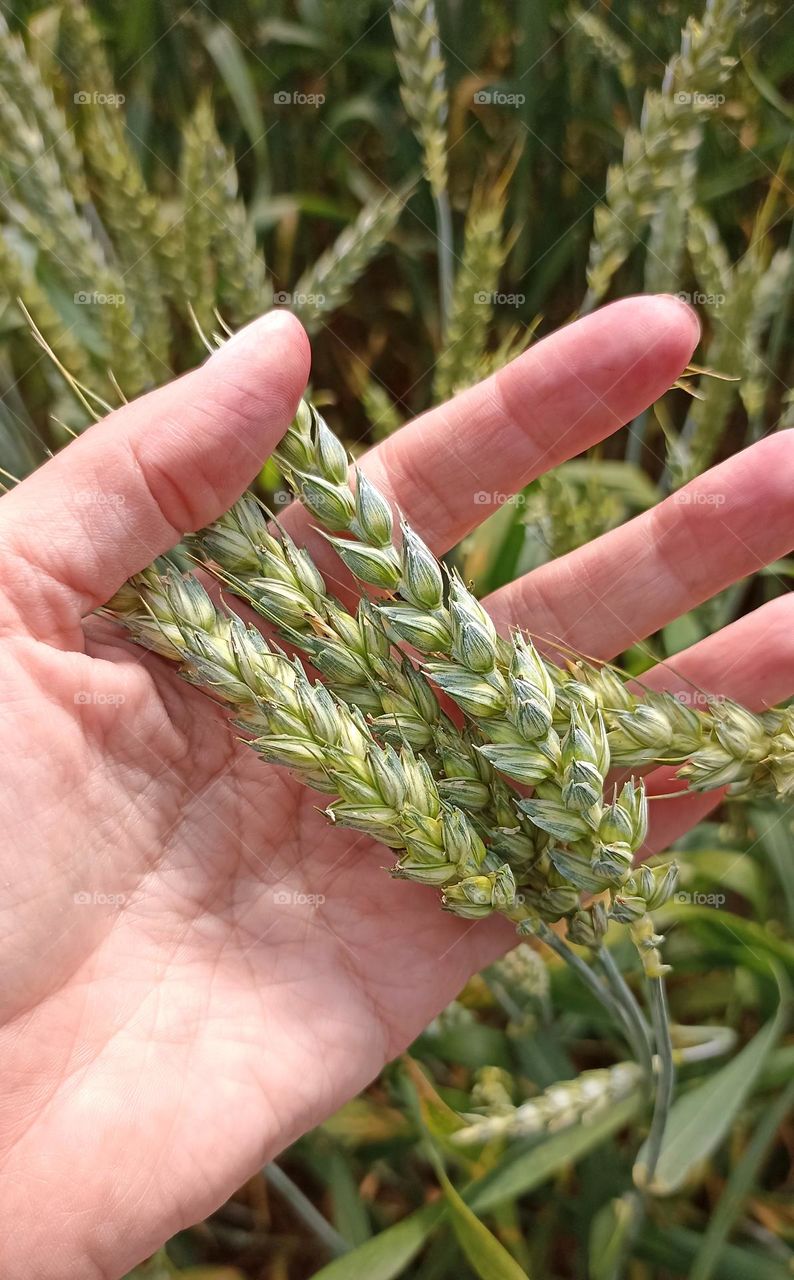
[1,297,793,1279]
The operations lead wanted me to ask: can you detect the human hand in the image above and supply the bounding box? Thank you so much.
[1,298,791,1278]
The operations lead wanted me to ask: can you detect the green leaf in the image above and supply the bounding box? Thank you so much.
[309,1204,443,1280]
[311,1092,642,1278]
[589,1194,638,1280]
[689,1081,794,1280]
[656,904,794,976]
[636,1223,791,1280]
[638,985,790,1196]
[436,1165,529,1280]
[401,1056,467,1139]
[202,25,269,182]
[327,1149,372,1247]
[750,803,794,932]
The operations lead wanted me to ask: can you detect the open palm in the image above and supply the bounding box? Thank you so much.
[1,300,793,1280]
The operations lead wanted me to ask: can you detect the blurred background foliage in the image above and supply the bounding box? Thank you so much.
[0,0,793,1276]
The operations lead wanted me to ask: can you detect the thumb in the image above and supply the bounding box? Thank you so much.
[0,310,310,641]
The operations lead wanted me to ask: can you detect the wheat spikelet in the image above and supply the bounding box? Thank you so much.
[584,0,745,306]
[0,93,106,283]
[570,6,635,87]
[58,2,172,364]
[106,390,794,986]
[75,104,172,365]
[672,205,784,480]
[433,175,511,403]
[0,231,94,388]
[190,496,527,839]
[0,90,154,396]
[454,1061,643,1144]
[291,188,405,332]
[390,0,453,324]
[107,568,525,913]
[535,466,621,559]
[740,247,792,423]
[359,376,403,440]
[0,12,87,206]
[269,401,794,806]
[57,0,114,95]
[178,95,224,335]
[475,324,535,379]
[390,0,448,201]
[183,100,268,327]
